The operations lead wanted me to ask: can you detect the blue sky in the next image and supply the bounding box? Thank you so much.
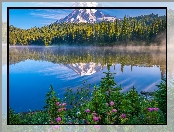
[9,9,73,28]
[9,8,166,29]
[2,2,173,29]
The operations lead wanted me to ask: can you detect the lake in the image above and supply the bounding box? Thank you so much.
[8,45,166,113]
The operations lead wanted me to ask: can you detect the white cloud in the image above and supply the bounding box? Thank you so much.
[30,12,59,20]
[29,9,72,21]
[40,22,54,25]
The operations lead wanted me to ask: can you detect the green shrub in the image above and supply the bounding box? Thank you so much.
[9,108,21,124]
[9,65,167,124]
[154,78,167,123]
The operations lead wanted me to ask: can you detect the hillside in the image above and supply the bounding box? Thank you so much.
[9,13,166,46]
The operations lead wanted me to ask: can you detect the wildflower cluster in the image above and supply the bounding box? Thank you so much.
[55,102,66,123]
[148,108,159,112]
[9,66,166,124]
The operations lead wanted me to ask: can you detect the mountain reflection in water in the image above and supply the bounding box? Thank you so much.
[9,46,166,112]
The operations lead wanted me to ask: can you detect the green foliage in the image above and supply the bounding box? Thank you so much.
[9,109,52,124]
[19,110,49,124]
[63,80,91,118]
[122,87,141,118]
[83,64,124,124]
[154,78,167,122]
[43,85,63,123]
[63,65,166,124]
[9,14,166,46]
[9,66,166,124]
[9,108,21,124]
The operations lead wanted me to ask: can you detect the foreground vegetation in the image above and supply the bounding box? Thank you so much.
[9,64,166,124]
[9,13,166,46]
[3,8,172,132]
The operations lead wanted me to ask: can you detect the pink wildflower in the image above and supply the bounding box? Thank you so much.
[153,108,159,111]
[148,108,153,112]
[93,116,99,122]
[120,114,126,118]
[56,117,61,122]
[85,109,90,113]
[148,107,159,112]
[56,102,60,106]
[58,108,62,112]
[110,101,114,106]
[112,109,117,113]
[62,103,66,106]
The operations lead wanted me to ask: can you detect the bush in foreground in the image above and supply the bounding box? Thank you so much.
[9,65,166,124]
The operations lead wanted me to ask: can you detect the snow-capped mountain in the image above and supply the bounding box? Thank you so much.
[66,62,103,76]
[57,9,116,23]
[56,2,116,23]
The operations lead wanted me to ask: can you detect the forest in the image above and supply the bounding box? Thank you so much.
[9,13,166,46]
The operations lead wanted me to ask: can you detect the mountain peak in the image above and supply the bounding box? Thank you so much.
[56,2,115,23]
[56,9,116,23]
[66,62,103,76]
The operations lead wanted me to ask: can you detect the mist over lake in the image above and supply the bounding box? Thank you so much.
[9,45,166,112]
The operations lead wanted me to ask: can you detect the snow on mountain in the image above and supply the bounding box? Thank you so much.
[56,2,116,23]
[57,9,110,23]
[66,62,103,76]
[57,9,116,23]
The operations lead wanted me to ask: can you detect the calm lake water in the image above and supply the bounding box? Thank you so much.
[9,46,166,113]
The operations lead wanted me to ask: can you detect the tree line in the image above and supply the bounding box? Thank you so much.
[9,46,166,76]
[9,13,166,46]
